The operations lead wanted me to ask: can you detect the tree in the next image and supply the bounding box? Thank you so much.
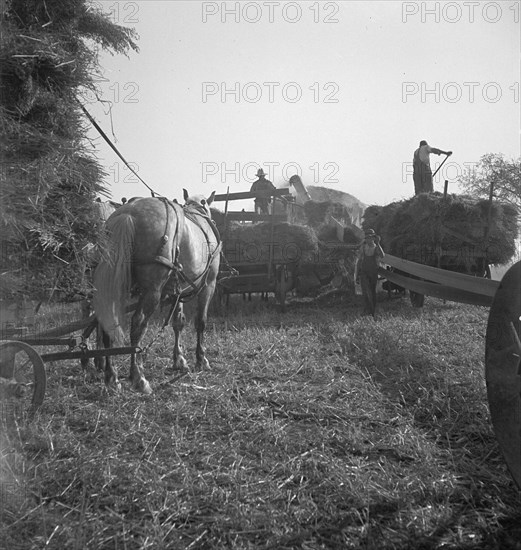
[0,0,138,300]
[458,153,521,215]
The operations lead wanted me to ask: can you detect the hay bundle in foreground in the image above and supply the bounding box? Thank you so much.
[363,192,518,266]
[223,222,319,264]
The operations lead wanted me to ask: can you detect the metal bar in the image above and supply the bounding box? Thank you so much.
[14,303,138,340]
[14,337,81,347]
[31,314,97,339]
[41,346,138,363]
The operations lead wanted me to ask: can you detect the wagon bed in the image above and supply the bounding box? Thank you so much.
[214,187,297,310]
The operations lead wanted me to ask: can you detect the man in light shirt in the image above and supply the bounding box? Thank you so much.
[413,140,452,195]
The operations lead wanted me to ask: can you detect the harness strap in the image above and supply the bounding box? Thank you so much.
[152,255,176,270]
[174,203,222,301]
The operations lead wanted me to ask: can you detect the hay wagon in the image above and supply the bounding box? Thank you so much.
[365,191,518,308]
[212,187,299,312]
[213,187,362,310]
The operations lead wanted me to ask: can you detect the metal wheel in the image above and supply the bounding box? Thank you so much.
[0,341,46,418]
[485,260,521,489]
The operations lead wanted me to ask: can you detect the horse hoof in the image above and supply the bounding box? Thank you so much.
[134,378,152,395]
[195,357,210,370]
[173,356,188,371]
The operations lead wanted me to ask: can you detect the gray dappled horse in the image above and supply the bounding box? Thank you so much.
[93,190,220,394]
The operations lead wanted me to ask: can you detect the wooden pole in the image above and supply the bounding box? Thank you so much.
[483,180,495,266]
[268,193,275,281]
[443,180,449,199]
[432,153,450,180]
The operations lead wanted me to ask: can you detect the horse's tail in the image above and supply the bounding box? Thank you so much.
[93,213,135,345]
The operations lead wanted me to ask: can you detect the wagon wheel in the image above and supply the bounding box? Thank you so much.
[485,260,521,489]
[409,291,425,308]
[0,341,46,418]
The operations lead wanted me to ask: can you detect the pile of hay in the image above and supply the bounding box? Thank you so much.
[223,222,319,264]
[315,224,364,246]
[0,0,138,300]
[303,200,352,227]
[363,193,518,265]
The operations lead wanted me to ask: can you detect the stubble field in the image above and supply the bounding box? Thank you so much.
[1,290,520,549]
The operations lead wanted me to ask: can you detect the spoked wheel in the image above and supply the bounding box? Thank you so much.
[0,341,46,418]
[485,261,521,489]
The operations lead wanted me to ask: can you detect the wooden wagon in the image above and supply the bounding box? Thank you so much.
[212,187,298,311]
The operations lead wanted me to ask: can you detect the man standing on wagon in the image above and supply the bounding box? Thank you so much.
[250,168,276,215]
[413,140,452,194]
[355,229,385,318]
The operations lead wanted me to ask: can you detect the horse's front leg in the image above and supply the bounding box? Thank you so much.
[171,301,188,371]
[129,289,162,394]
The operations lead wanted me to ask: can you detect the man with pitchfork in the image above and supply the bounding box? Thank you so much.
[413,140,452,195]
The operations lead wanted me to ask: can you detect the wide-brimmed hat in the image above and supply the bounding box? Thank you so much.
[256,168,266,177]
[364,229,376,237]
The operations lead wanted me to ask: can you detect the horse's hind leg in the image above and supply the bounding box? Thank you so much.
[171,301,188,371]
[101,328,120,390]
[129,287,162,394]
[195,282,215,370]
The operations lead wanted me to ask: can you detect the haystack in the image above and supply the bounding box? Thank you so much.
[0,0,138,300]
[223,222,319,264]
[363,193,518,266]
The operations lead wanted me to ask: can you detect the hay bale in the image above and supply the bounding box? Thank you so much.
[223,222,319,264]
[362,193,518,266]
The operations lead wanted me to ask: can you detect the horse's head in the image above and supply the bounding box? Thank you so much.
[183,189,216,217]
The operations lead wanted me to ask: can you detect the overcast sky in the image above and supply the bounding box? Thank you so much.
[86,0,520,207]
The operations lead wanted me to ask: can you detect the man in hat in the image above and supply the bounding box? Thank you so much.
[355,229,385,317]
[413,140,452,195]
[250,168,276,215]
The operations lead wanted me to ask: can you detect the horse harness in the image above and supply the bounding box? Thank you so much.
[135,198,222,355]
[153,197,222,303]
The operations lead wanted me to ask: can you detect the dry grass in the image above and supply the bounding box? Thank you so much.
[363,193,518,266]
[1,293,520,549]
